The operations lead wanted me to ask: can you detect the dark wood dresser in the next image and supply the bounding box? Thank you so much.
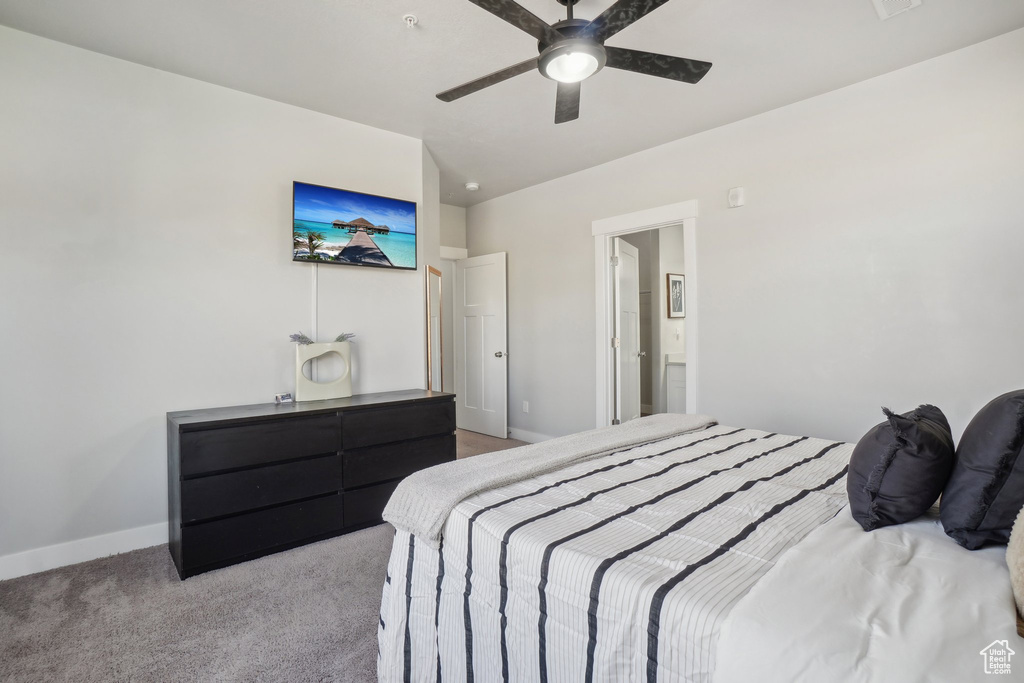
[167,389,455,579]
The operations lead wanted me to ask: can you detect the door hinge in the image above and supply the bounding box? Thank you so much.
[611,337,620,348]
[610,255,619,267]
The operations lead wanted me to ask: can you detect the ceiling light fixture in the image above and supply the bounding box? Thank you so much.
[539,39,606,84]
[435,0,712,124]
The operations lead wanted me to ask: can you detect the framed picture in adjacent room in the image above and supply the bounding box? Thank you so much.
[667,273,685,318]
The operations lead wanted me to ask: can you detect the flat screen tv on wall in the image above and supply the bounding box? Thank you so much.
[293,181,417,270]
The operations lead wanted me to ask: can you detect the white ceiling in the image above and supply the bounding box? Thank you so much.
[2,0,1022,206]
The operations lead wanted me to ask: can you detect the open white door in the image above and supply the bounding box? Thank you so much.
[455,253,508,438]
[614,238,641,424]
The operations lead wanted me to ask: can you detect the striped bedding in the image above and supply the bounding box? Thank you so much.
[378,424,852,683]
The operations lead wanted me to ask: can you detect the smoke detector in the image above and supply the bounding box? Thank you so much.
[465,182,480,192]
[871,0,921,20]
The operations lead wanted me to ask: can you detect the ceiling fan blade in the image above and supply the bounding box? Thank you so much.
[605,47,711,84]
[586,0,674,43]
[554,81,581,124]
[436,57,538,102]
[467,0,565,45]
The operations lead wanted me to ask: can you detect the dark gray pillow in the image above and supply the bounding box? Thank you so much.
[847,405,955,531]
[941,390,1024,549]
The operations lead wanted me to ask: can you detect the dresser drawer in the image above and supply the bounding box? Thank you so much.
[344,434,455,489]
[181,455,342,523]
[181,494,343,572]
[344,480,400,528]
[341,400,454,449]
[180,414,339,477]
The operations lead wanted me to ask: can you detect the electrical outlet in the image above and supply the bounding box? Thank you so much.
[522,400,530,413]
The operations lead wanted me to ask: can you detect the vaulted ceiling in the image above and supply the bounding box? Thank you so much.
[2,0,1022,205]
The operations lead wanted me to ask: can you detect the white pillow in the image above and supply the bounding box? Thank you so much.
[1007,505,1024,623]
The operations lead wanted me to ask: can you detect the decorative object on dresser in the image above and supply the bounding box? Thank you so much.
[290,332,355,401]
[167,389,455,579]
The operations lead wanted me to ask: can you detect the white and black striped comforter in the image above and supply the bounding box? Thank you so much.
[378,424,852,683]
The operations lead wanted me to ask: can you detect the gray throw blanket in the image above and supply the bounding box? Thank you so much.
[383,413,717,547]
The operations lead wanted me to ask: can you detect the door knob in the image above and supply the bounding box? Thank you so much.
[494,351,506,358]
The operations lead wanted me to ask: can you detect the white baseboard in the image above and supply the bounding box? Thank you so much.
[509,427,556,443]
[0,521,168,581]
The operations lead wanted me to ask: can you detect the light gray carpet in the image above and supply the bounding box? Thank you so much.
[0,524,394,683]
[0,430,529,682]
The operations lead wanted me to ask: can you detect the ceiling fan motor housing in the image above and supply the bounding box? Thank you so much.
[539,18,591,49]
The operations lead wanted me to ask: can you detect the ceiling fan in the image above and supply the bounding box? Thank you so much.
[436,0,712,124]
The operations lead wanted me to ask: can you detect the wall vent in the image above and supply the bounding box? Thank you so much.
[871,0,921,20]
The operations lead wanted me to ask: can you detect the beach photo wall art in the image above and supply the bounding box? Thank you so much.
[293,181,417,270]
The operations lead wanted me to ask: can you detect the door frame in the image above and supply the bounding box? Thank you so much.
[592,200,699,428]
[439,250,467,418]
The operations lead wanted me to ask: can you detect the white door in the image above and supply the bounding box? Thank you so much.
[614,238,641,424]
[455,253,508,438]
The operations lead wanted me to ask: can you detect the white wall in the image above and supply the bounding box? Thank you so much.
[422,154,442,274]
[657,225,687,361]
[440,204,467,249]
[0,27,436,570]
[438,204,465,396]
[419,149,442,390]
[467,28,1024,443]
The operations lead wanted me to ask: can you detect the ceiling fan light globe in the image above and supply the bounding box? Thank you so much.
[539,40,606,83]
[546,52,599,83]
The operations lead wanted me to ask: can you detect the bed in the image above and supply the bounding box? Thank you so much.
[376,415,1018,682]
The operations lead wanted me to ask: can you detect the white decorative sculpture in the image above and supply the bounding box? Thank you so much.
[295,341,352,401]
